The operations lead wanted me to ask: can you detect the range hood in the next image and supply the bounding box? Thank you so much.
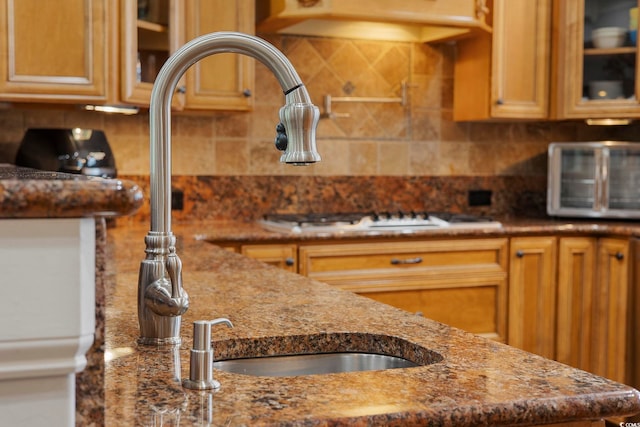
[256,0,492,43]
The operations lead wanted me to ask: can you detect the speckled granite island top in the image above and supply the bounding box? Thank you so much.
[105,223,640,426]
[171,217,640,244]
[0,164,143,218]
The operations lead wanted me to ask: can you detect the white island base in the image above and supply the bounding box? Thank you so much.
[0,218,95,427]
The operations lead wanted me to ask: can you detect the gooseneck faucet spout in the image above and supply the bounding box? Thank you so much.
[138,32,320,346]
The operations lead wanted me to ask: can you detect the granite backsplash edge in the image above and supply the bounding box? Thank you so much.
[115,175,547,225]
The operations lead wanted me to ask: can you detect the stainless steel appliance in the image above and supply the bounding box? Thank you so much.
[259,211,502,234]
[15,128,117,178]
[547,141,640,218]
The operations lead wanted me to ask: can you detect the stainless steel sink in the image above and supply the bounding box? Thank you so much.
[212,332,443,378]
[213,352,418,377]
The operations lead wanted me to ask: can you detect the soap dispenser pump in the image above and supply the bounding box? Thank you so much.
[182,318,233,390]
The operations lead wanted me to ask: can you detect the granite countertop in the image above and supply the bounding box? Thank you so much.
[181,216,640,245]
[3,165,638,425]
[104,221,640,426]
[0,164,143,218]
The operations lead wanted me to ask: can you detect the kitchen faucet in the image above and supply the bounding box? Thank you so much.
[138,32,321,346]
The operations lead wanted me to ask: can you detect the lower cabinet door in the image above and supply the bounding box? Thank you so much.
[556,237,597,372]
[592,238,629,383]
[507,236,557,360]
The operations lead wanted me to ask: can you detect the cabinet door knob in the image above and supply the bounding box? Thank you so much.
[176,86,186,94]
[615,252,624,260]
[390,257,423,265]
[285,257,295,266]
[516,250,524,258]
[243,89,252,97]
[496,98,504,105]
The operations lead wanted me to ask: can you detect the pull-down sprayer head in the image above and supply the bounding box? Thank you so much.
[277,101,321,165]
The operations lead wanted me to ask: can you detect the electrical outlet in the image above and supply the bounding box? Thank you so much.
[171,189,184,211]
[468,190,492,207]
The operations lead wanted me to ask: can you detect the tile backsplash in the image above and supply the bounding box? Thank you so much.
[2,34,640,220]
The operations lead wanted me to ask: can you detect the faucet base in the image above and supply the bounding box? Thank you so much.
[137,232,188,346]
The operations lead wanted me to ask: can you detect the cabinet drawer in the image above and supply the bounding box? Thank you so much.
[241,244,297,272]
[299,239,508,287]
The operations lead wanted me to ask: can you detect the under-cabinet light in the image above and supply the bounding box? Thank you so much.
[83,105,140,115]
[585,118,632,126]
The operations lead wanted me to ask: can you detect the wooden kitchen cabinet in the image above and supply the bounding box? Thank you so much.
[508,236,557,359]
[299,238,509,342]
[120,0,183,106]
[555,237,631,427]
[241,243,297,272]
[454,0,552,120]
[0,0,109,102]
[182,0,254,111]
[556,237,597,372]
[511,235,631,384]
[552,0,640,119]
[120,0,254,110]
[591,237,631,382]
[214,231,633,386]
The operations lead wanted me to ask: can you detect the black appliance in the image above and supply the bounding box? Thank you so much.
[15,128,117,178]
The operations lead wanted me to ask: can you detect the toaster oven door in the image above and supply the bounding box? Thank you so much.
[548,145,602,216]
[605,146,640,213]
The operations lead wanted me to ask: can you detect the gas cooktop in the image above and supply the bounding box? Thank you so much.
[259,211,502,234]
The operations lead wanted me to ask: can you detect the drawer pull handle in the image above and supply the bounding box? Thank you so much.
[516,250,524,258]
[390,257,423,265]
[615,252,624,260]
[285,257,295,266]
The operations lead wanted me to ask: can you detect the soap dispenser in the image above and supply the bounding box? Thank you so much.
[182,318,233,390]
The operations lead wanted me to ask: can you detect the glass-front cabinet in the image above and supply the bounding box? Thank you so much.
[554,0,640,119]
[121,0,183,107]
[120,0,254,111]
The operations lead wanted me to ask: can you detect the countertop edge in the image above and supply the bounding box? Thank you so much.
[0,168,144,218]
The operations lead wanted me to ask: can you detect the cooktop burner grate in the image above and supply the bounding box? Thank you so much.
[260,211,501,234]
[262,212,365,225]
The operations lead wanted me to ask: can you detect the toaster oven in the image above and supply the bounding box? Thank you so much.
[547,141,640,219]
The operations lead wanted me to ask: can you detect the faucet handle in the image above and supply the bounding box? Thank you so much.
[183,318,233,390]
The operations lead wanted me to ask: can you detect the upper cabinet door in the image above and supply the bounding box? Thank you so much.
[183,0,254,111]
[553,0,640,119]
[453,0,551,121]
[120,0,184,107]
[0,0,108,102]
[120,0,253,111]
[491,0,551,119]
